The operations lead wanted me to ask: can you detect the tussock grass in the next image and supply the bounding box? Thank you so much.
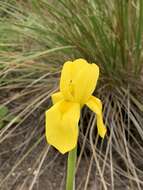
[0,0,143,189]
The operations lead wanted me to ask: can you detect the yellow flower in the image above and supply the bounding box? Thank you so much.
[45,59,106,154]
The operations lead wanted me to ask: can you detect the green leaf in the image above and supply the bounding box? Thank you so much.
[0,105,9,118]
[4,115,21,123]
[0,121,4,129]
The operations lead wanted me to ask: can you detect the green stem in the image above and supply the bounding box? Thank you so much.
[66,146,77,190]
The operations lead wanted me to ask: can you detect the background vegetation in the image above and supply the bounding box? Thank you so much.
[0,0,143,189]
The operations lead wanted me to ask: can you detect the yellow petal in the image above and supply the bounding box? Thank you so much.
[60,61,74,101]
[51,92,63,104]
[45,101,80,154]
[72,58,88,72]
[73,61,99,104]
[86,96,106,138]
[59,59,99,105]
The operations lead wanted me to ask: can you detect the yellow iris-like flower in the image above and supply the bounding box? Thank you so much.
[45,59,106,154]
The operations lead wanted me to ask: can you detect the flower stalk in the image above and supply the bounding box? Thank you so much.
[66,146,77,190]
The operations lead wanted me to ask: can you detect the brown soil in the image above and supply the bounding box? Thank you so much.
[0,139,96,190]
